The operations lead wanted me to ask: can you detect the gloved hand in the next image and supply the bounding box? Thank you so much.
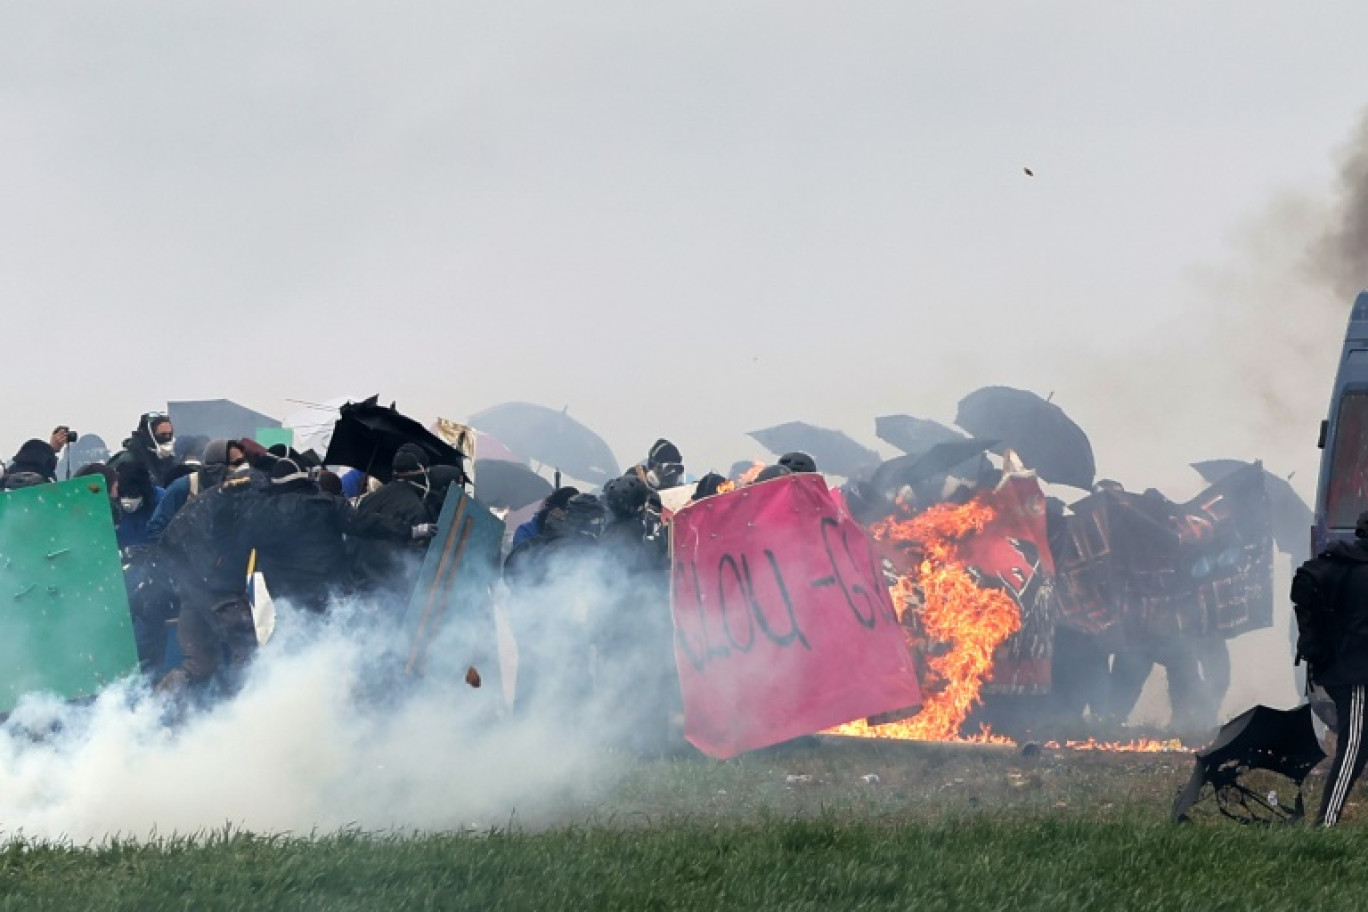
[411,523,438,540]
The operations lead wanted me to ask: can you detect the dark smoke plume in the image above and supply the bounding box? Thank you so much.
[1313,112,1368,300]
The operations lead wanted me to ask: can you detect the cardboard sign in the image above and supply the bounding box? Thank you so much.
[671,474,921,759]
[0,477,136,710]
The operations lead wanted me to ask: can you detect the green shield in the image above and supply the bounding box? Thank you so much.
[0,477,136,710]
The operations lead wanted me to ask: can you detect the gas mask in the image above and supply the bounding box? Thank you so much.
[154,439,176,459]
[119,496,144,514]
[647,462,683,490]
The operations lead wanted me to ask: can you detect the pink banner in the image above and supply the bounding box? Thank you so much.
[671,473,922,759]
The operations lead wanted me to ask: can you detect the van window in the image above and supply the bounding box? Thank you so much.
[1328,391,1368,528]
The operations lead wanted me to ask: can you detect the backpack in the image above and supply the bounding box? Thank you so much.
[1291,553,1354,672]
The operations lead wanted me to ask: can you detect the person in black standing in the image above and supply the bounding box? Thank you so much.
[1292,510,1368,827]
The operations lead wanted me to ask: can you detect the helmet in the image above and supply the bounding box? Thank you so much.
[545,493,608,539]
[753,464,792,484]
[778,451,817,474]
[604,474,650,518]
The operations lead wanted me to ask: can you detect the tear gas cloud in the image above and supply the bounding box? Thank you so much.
[0,555,679,841]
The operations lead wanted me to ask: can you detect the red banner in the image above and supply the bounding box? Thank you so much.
[671,473,922,759]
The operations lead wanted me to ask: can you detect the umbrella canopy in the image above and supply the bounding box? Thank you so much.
[1171,703,1325,824]
[323,396,467,483]
[747,421,880,478]
[1191,459,1313,557]
[955,386,1096,490]
[473,459,554,511]
[870,438,997,494]
[874,415,966,457]
[466,402,619,485]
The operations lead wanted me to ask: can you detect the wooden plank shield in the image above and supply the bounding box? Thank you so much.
[401,485,505,691]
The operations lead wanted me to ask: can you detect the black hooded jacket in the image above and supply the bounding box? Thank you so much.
[349,470,462,599]
[114,415,181,488]
[1296,538,1368,687]
[156,473,261,599]
[2,439,58,490]
[244,479,412,613]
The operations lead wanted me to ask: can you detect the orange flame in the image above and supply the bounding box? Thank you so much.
[827,498,1021,742]
[1044,737,1185,753]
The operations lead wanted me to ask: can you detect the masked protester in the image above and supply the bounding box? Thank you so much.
[629,438,685,492]
[349,444,456,611]
[112,460,165,553]
[154,469,262,695]
[112,412,182,488]
[146,438,247,543]
[241,458,423,614]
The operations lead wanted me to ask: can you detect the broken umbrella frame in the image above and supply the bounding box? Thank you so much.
[1171,703,1326,825]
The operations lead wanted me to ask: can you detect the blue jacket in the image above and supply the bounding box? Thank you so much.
[511,514,543,548]
[146,475,192,542]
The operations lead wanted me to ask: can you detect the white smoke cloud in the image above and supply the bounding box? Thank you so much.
[0,595,635,841]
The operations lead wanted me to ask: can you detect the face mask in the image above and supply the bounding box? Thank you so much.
[119,497,143,514]
[155,440,175,459]
[647,463,682,489]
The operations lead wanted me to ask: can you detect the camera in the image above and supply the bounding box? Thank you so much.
[59,428,78,445]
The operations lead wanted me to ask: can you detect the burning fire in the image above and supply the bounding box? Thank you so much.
[848,498,1022,741]
[716,461,767,496]
[1044,737,1184,753]
[819,488,1189,754]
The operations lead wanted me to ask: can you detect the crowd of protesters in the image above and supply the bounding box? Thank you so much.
[2,410,1239,753]
[0,415,764,753]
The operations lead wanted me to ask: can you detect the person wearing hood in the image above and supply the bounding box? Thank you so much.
[154,467,263,694]
[146,438,247,543]
[242,458,424,614]
[1293,510,1368,826]
[629,438,685,492]
[112,412,182,488]
[1,438,60,490]
[113,460,165,552]
[349,444,460,609]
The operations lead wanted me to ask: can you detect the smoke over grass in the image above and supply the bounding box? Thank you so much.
[0,598,631,841]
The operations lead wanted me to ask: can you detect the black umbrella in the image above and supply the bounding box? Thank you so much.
[870,438,998,494]
[1191,460,1313,557]
[473,459,554,511]
[747,422,880,478]
[955,386,1096,490]
[874,415,966,457]
[323,396,466,484]
[467,402,619,485]
[1171,703,1325,824]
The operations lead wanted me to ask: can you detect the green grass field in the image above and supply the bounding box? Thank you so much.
[3,737,1362,911]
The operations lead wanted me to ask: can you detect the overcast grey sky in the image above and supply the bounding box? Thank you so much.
[2,3,1365,498]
